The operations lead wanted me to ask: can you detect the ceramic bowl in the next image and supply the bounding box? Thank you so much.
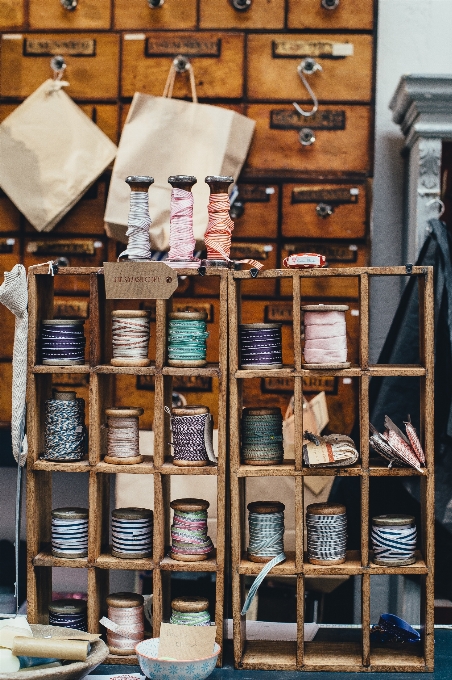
[135,638,220,680]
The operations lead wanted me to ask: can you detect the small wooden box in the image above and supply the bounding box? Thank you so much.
[247,34,373,102]
[287,0,374,30]
[233,184,279,240]
[114,0,197,30]
[199,0,285,29]
[121,32,245,99]
[28,0,111,30]
[0,33,119,100]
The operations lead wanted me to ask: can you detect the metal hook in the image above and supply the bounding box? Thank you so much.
[173,54,191,74]
[426,197,445,218]
[60,0,77,9]
[293,58,322,118]
[50,55,67,81]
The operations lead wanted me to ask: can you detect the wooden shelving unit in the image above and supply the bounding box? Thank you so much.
[228,267,434,673]
[26,265,228,665]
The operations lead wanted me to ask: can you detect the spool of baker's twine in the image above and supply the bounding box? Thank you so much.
[170,597,211,626]
[42,391,86,462]
[166,405,215,467]
[167,311,209,367]
[241,407,284,465]
[306,503,347,565]
[241,501,286,615]
[118,176,154,261]
[166,176,200,268]
[239,324,283,369]
[41,320,86,366]
[302,305,350,368]
[111,507,153,559]
[51,508,88,559]
[101,593,144,656]
[49,599,87,632]
[371,515,417,566]
[111,310,151,367]
[104,407,144,465]
[170,499,214,562]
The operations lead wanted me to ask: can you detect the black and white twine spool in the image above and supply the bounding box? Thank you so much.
[41,319,86,366]
[241,407,284,465]
[239,323,283,369]
[111,310,151,367]
[51,507,88,559]
[306,503,347,565]
[371,515,417,566]
[167,405,215,467]
[42,391,86,462]
[49,599,87,631]
[111,507,153,559]
[104,407,144,465]
[247,501,285,563]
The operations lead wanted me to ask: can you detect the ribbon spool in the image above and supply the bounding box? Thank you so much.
[111,507,153,559]
[43,390,86,462]
[41,319,86,366]
[167,310,209,367]
[239,323,283,369]
[170,596,211,626]
[111,310,151,367]
[306,503,347,565]
[247,501,285,563]
[202,175,234,268]
[302,304,350,369]
[170,498,214,562]
[49,599,87,632]
[166,175,200,269]
[371,515,417,566]
[241,407,284,465]
[119,176,154,262]
[104,407,144,465]
[169,405,215,467]
[51,507,88,559]
[104,592,144,656]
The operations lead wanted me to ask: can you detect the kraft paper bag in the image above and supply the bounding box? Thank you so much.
[104,77,255,250]
[0,79,117,233]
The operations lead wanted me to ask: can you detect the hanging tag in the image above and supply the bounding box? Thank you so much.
[204,414,216,463]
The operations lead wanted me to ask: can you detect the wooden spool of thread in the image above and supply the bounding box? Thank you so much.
[202,175,234,268]
[241,407,284,465]
[111,310,151,367]
[306,503,347,565]
[111,507,153,559]
[51,507,88,559]
[167,310,209,367]
[302,304,350,369]
[118,176,154,262]
[49,599,87,632]
[247,501,285,563]
[105,592,144,656]
[170,596,211,626]
[104,407,144,465]
[371,515,417,566]
[239,323,283,369]
[43,390,86,462]
[41,319,86,366]
[170,498,213,562]
[166,175,200,269]
[170,405,213,467]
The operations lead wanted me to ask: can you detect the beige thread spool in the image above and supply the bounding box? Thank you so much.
[111,310,151,367]
[104,407,144,465]
[105,592,144,656]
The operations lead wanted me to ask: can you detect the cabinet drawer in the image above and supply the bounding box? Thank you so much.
[0,191,20,233]
[231,242,277,296]
[288,0,374,30]
[233,184,278,239]
[245,105,372,174]
[121,32,244,99]
[0,362,12,420]
[280,242,368,298]
[114,0,196,30]
[0,33,119,99]
[29,0,111,30]
[0,0,23,29]
[247,34,373,102]
[282,183,367,239]
[200,0,284,29]
[78,104,119,144]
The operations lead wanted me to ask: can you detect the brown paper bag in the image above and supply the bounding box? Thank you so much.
[104,62,255,250]
[0,79,117,232]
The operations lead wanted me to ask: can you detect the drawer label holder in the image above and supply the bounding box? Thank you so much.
[292,187,359,204]
[271,109,346,131]
[24,38,96,57]
[146,37,221,58]
[273,40,354,59]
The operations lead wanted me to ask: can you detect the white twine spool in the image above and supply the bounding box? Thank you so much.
[302,304,350,368]
[101,593,144,656]
[104,407,144,465]
[111,310,151,367]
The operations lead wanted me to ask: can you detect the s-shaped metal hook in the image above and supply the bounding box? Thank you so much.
[293,57,322,118]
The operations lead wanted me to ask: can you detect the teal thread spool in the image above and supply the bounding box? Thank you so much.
[241,407,284,465]
[167,310,209,367]
[170,596,211,626]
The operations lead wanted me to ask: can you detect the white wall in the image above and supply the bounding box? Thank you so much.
[371,0,452,360]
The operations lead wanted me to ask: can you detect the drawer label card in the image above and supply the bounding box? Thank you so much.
[24,38,96,56]
[273,40,354,59]
[238,185,271,203]
[146,37,221,57]
[270,109,346,131]
[103,262,178,300]
[230,244,272,261]
[137,375,212,392]
[262,376,337,393]
[27,240,97,256]
[265,303,294,324]
[0,239,15,254]
[292,187,359,204]
[54,299,89,318]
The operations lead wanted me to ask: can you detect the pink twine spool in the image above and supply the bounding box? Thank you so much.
[167,183,200,268]
[302,305,349,366]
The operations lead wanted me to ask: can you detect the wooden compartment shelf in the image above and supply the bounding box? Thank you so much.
[228,267,434,672]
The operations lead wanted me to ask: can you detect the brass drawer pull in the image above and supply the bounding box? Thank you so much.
[316,203,334,218]
[60,0,78,9]
[148,0,164,7]
[299,128,316,146]
[231,0,252,10]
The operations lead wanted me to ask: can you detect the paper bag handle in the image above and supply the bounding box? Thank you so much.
[163,55,198,104]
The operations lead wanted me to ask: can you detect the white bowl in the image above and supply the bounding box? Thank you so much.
[135,638,220,680]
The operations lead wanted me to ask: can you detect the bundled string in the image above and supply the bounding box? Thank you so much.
[42,392,86,461]
[112,507,153,559]
[170,597,210,626]
[303,433,359,468]
[168,312,209,366]
[166,405,215,466]
[239,323,283,369]
[111,311,151,366]
[302,305,349,367]
[51,507,88,559]
[105,407,144,464]
[170,499,213,561]
[306,503,347,565]
[241,408,284,465]
[371,515,417,566]
[101,593,144,656]
[167,187,199,268]
[119,176,154,261]
[41,319,86,365]
[49,599,87,632]
[370,415,424,470]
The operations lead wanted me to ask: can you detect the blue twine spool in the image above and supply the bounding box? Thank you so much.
[41,319,86,366]
[111,507,153,559]
[241,407,284,465]
[49,599,87,632]
[51,507,88,558]
[42,391,86,462]
[372,515,417,566]
[239,323,283,369]
[168,311,209,366]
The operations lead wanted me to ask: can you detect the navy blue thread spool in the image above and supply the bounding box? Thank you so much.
[241,407,284,465]
[41,319,86,366]
[51,507,88,559]
[48,599,87,631]
[42,391,86,462]
[239,323,283,369]
[371,515,417,566]
[111,507,153,559]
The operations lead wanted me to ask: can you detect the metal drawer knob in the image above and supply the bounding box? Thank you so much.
[316,203,334,218]
[321,0,340,9]
[231,0,252,10]
[60,0,77,9]
[148,0,164,7]
[299,128,316,146]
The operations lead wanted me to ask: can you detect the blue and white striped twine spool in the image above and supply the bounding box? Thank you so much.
[372,515,417,566]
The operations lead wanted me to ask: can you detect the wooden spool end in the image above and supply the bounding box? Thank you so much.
[110,358,151,367]
[205,175,234,194]
[301,304,350,312]
[105,406,144,418]
[111,549,152,559]
[372,514,415,526]
[240,323,282,330]
[302,362,351,370]
[51,507,88,520]
[167,359,207,367]
[173,459,209,467]
[307,503,346,516]
[242,407,282,417]
[112,507,153,521]
[247,501,285,514]
[172,405,210,416]
[52,391,77,401]
[108,646,137,656]
[169,310,207,321]
[106,592,144,608]
[49,599,87,614]
[111,310,151,319]
[171,596,209,613]
[170,498,210,512]
[42,319,84,326]
[247,552,279,564]
[168,175,197,191]
[104,455,144,465]
[170,551,212,562]
[308,556,347,566]
[243,459,279,466]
